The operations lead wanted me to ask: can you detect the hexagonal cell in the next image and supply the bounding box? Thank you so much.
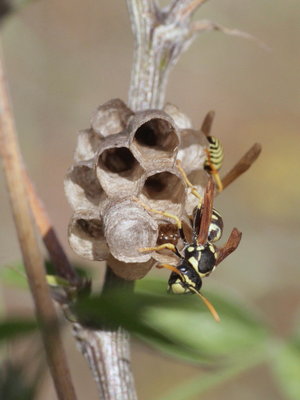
[107,255,156,280]
[65,160,105,211]
[134,117,178,157]
[128,110,180,169]
[103,199,158,264]
[140,170,186,216]
[74,128,103,162]
[90,98,133,137]
[97,145,145,198]
[177,128,207,175]
[183,169,208,215]
[164,103,192,130]
[68,211,109,261]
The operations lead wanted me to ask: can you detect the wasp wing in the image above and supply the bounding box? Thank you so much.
[197,177,215,245]
[201,110,215,137]
[215,228,242,265]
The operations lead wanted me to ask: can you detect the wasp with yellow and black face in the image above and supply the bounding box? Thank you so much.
[137,161,242,322]
[167,208,223,296]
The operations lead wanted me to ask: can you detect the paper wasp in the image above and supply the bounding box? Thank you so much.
[201,111,224,192]
[136,161,242,322]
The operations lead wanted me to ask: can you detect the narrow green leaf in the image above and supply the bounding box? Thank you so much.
[74,278,268,365]
[272,339,300,400]
[156,351,267,400]
[135,278,269,363]
[0,319,37,342]
[0,263,28,289]
[0,361,37,400]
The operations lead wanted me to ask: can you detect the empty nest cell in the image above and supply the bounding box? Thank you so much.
[133,118,179,159]
[142,171,185,204]
[97,147,144,197]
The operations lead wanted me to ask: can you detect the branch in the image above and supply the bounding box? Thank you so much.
[168,0,208,21]
[0,45,77,400]
[126,0,210,110]
[23,169,79,286]
[73,268,137,400]
[191,19,270,51]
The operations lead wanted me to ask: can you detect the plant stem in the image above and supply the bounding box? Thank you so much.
[73,267,137,400]
[23,168,79,286]
[0,45,77,400]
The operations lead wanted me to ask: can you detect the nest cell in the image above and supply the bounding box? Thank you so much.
[164,103,192,130]
[68,211,109,261]
[132,116,179,164]
[90,98,133,137]
[97,146,144,197]
[141,170,185,216]
[74,129,103,162]
[103,199,158,264]
[65,161,104,211]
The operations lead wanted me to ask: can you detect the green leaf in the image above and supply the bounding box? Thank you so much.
[272,338,300,400]
[156,351,266,400]
[135,278,268,363]
[0,319,37,342]
[0,263,28,289]
[0,361,37,400]
[74,278,268,365]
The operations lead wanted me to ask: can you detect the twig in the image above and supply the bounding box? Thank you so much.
[73,268,137,400]
[191,20,270,51]
[22,168,79,286]
[167,0,207,21]
[0,45,77,400]
[221,143,262,190]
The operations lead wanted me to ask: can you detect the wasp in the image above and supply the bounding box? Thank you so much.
[136,161,242,322]
[201,111,224,192]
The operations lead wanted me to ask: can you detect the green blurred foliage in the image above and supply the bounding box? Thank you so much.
[0,318,37,342]
[0,361,37,400]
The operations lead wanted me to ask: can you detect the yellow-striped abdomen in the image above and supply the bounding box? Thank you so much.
[204,136,224,172]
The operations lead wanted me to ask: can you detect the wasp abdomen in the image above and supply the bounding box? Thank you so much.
[204,136,224,172]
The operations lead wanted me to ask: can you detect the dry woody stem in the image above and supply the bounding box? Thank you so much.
[23,168,79,285]
[0,47,77,400]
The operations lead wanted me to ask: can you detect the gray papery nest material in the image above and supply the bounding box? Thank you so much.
[65,98,209,280]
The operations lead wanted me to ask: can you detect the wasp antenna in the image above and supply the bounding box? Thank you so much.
[189,286,220,323]
[197,177,215,244]
[201,111,215,137]
[157,264,185,281]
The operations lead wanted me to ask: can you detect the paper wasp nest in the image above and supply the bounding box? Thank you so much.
[65,99,208,280]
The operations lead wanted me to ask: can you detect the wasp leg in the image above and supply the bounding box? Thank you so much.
[139,243,181,259]
[156,264,184,280]
[215,228,242,266]
[134,197,182,228]
[176,160,203,203]
[133,197,187,243]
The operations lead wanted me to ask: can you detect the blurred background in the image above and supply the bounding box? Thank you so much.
[0,0,299,399]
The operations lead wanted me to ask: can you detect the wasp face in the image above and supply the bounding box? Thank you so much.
[168,262,202,294]
[168,242,217,295]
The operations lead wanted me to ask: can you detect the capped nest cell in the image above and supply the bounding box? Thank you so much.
[65,99,208,280]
